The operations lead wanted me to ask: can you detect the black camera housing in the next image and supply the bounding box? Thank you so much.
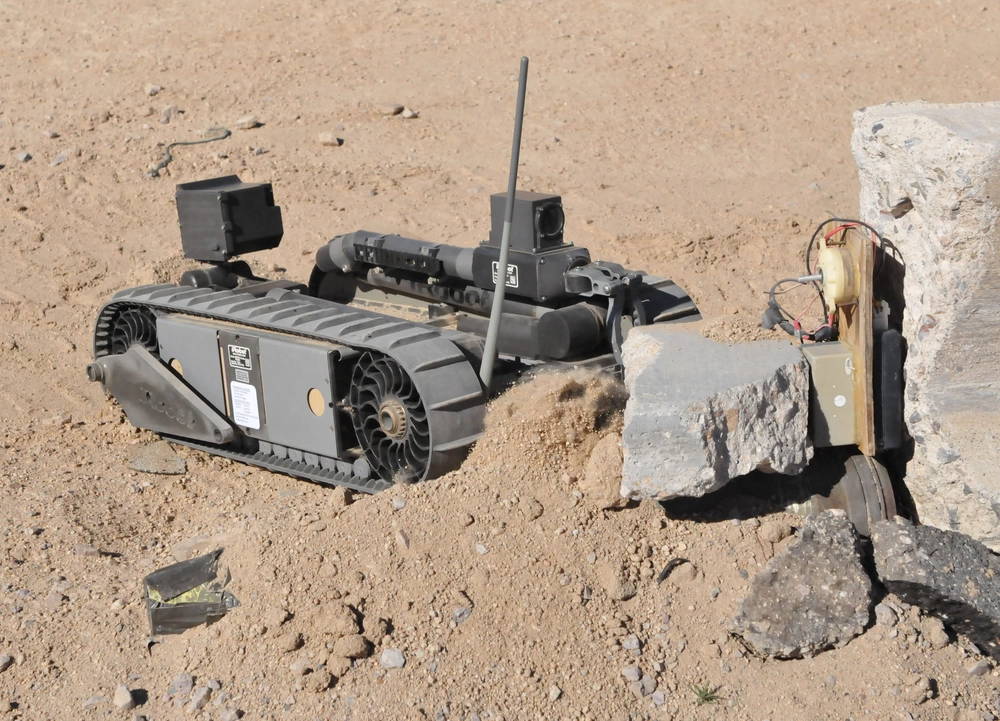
[176,175,283,262]
[487,191,565,253]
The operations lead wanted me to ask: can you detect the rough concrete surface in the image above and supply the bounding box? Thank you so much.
[852,102,1000,549]
[732,511,873,659]
[871,517,1000,659]
[621,323,812,500]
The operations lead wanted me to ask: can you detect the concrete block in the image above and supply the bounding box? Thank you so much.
[852,102,1000,548]
[732,510,873,658]
[871,516,1000,659]
[621,323,812,500]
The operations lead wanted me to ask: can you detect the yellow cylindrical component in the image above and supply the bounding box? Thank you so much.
[818,245,858,313]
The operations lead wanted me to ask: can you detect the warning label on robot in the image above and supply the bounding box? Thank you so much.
[230,380,260,429]
[491,261,519,289]
[227,344,253,370]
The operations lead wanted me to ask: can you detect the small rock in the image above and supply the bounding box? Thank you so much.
[920,616,951,649]
[112,685,135,710]
[326,655,352,677]
[160,105,179,124]
[301,669,333,693]
[650,690,666,706]
[460,513,475,526]
[580,434,626,508]
[0,657,11,673]
[218,710,241,721]
[16,152,31,162]
[43,129,59,139]
[332,633,371,659]
[50,152,68,167]
[400,107,419,119]
[82,696,105,710]
[759,519,795,544]
[364,617,390,645]
[640,674,656,696]
[323,603,360,638]
[317,132,343,147]
[548,685,562,701]
[328,487,353,509]
[595,562,636,602]
[380,648,406,669]
[452,606,472,625]
[264,605,291,630]
[167,673,194,701]
[206,680,221,691]
[188,686,212,712]
[874,602,898,627]
[289,658,312,676]
[145,84,162,97]
[899,675,934,704]
[391,497,406,511]
[129,440,186,475]
[234,115,261,130]
[474,543,488,555]
[394,530,410,549]
[378,104,404,116]
[621,634,641,652]
[278,631,304,653]
[523,498,544,520]
[966,659,991,676]
[73,543,101,556]
[622,665,641,682]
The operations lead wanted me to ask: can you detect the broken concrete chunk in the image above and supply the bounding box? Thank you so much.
[622,324,812,500]
[871,517,1000,659]
[732,510,872,658]
[853,103,1000,549]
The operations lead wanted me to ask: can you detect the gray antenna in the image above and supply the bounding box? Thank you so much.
[479,56,529,388]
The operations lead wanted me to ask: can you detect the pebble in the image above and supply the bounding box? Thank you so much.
[16,152,31,162]
[160,105,179,124]
[317,132,343,147]
[377,103,404,116]
[188,686,212,712]
[380,648,406,669]
[167,672,194,701]
[874,602,898,627]
[395,530,410,549]
[145,84,162,96]
[452,606,472,625]
[82,696,105,710]
[523,498,544,520]
[759,519,794,544]
[112,684,135,710]
[460,513,475,526]
[391,497,406,511]
[218,710,240,721]
[650,690,666,706]
[474,543,488,555]
[50,152,68,167]
[73,543,101,556]
[966,659,991,676]
[234,115,261,130]
[279,631,304,653]
[621,634,641,653]
[622,665,641,682]
[548,685,562,701]
[332,633,371,659]
[0,656,12,673]
[43,129,59,139]
[920,616,950,649]
[289,658,312,676]
[400,107,419,119]
[206,679,222,691]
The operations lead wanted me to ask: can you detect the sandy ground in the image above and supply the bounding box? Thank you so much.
[2,0,1000,719]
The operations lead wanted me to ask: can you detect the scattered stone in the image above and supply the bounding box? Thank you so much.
[278,631,304,653]
[967,659,991,677]
[874,602,898,627]
[160,105,179,124]
[622,665,641,682]
[301,669,333,693]
[50,152,68,167]
[145,84,162,96]
[82,696,105,710]
[323,603,360,638]
[400,107,419,119]
[364,617,390,644]
[621,634,641,654]
[621,323,812,500]
[640,674,656,696]
[112,685,135,710]
[264,605,291,630]
[391,497,406,511]
[394,529,410,549]
[206,680,221,691]
[328,487,353,509]
[460,513,475,526]
[380,648,406,669]
[73,543,101,556]
[650,690,666,706]
[732,511,872,658]
[234,115,261,130]
[317,132,343,147]
[167,673,194,701]
[580,433,626,508]
[474,543,488,555]
[218,710,240,721]
[378,103,404,116]
[899,674,934,704]
[332,633,371,659]
[548,685,562,702]
[921,616,951,649]
[326,656,351,678]
[16,152,31,162]
[43,129,59,139]
[871,517,1000,659]
[853,102,1000,549]
[188,686,212,711]
[522,498,543,521]
[129,440,186,475]
[0,656,10,674]
[289,658,312,676]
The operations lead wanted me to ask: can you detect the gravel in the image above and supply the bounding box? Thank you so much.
[112,684,135,710]
[380,648,406,669]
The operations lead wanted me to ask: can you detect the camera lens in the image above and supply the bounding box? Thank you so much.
[536,203,565,239]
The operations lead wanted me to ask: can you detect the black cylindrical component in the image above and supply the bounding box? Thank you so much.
[875,328,906,451]
[536,303,605,359]
[315,231,476,283]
